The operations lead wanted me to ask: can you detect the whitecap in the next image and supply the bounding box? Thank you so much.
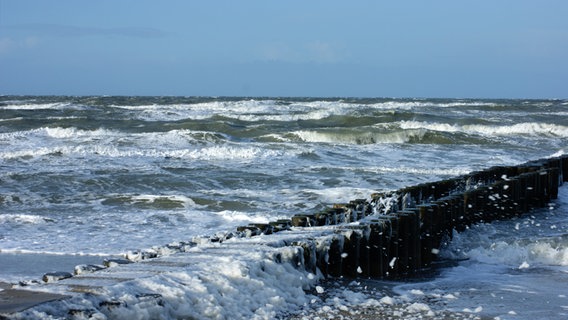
[183,145,283,161]
[365,165,471,177]
[0,147,61,160]
[44,127,118,139]
[128,194,199,209]
[369,100,497,110]
[290,129,427,144]
[0,103,71,110]
[0,214,53,224]
[214,210,272,224]
[399,121,568,138]
[302,187,375,204]
[443,225,568,267]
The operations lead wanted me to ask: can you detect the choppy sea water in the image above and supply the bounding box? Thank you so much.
[392,185,568,319]
[1,96,567,318]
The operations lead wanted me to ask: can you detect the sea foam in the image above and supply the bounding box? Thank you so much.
[400,121,568,138]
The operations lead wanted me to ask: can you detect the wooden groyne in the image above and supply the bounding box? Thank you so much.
[1,156,567,317]
[236,155,568,279]
[36,154,568,280]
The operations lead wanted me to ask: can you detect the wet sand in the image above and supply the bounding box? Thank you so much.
[0,285,69,315]
[0,252,117,284]
[0,252,117,316]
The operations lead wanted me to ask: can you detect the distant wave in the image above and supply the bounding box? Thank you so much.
[289,129,427,144]
[0,127,117,140]
[112,100,347,122]
[399,121,568,138]
[367,100,499,110]
[364,165,471,177]
[101,194,199,210]
[0,143,285,162]
[0,102,71,110]
[283,127,498,145]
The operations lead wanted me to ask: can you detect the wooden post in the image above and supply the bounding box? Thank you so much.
[561,155,568,182]
[325,235,344,277]
[548,167,559,199]
[368,219,386,278]
[397,209,421,273]
[291,214,316,227]
[385,214,400,278]
[337,227,361,278]
[417,204,438,267]
[292,240,317,273]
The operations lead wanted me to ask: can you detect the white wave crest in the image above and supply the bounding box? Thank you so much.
[304,187,375,204]
[0,147,60,159]
[291,129,426,144]
[181,145,283,160]
[113,100,346,122]
[0,103,72,110]
[399,121,568,138]
[443,187,568,268]
[0,128,223,160]
[128,194,199,209]
[215,210,271,224]
[368,100,497,110]
[0,127,117,141]
[365,166,471,177]
[0,142,283,162]
[460,237,568,267]
[103,99,504,122]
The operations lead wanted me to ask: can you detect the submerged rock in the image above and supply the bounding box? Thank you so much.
[103,258,133,268]
[42,271,72,283]
[74,264,106,275]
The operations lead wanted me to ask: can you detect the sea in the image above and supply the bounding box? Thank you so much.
[0,96,567,319]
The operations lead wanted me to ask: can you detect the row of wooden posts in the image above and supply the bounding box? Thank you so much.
[237,155,568,279]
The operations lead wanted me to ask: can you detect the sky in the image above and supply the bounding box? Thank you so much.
[1,0,567,99]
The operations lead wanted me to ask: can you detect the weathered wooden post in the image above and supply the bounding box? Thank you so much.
[291,214,316,227]
[367,219,386,278]
[269,219,292,232]
[292,240,318,273]
[417,204,440,267]
[548,167,559,199]
[337,227,359,278]
[493,179,515,219]
[397,209,421,274]
[523,171,539,210]
[561,155,568,182]
[385,214,400,278]
[394,212,410,275]
[325,235,344,277]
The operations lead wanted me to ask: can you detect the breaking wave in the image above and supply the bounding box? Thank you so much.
[400,121,568,138]
[289,129,427,144]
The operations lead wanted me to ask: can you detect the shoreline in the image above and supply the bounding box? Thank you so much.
[0,252,119,284]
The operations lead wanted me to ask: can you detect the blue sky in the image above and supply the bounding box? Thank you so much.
[1,0,567,98]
